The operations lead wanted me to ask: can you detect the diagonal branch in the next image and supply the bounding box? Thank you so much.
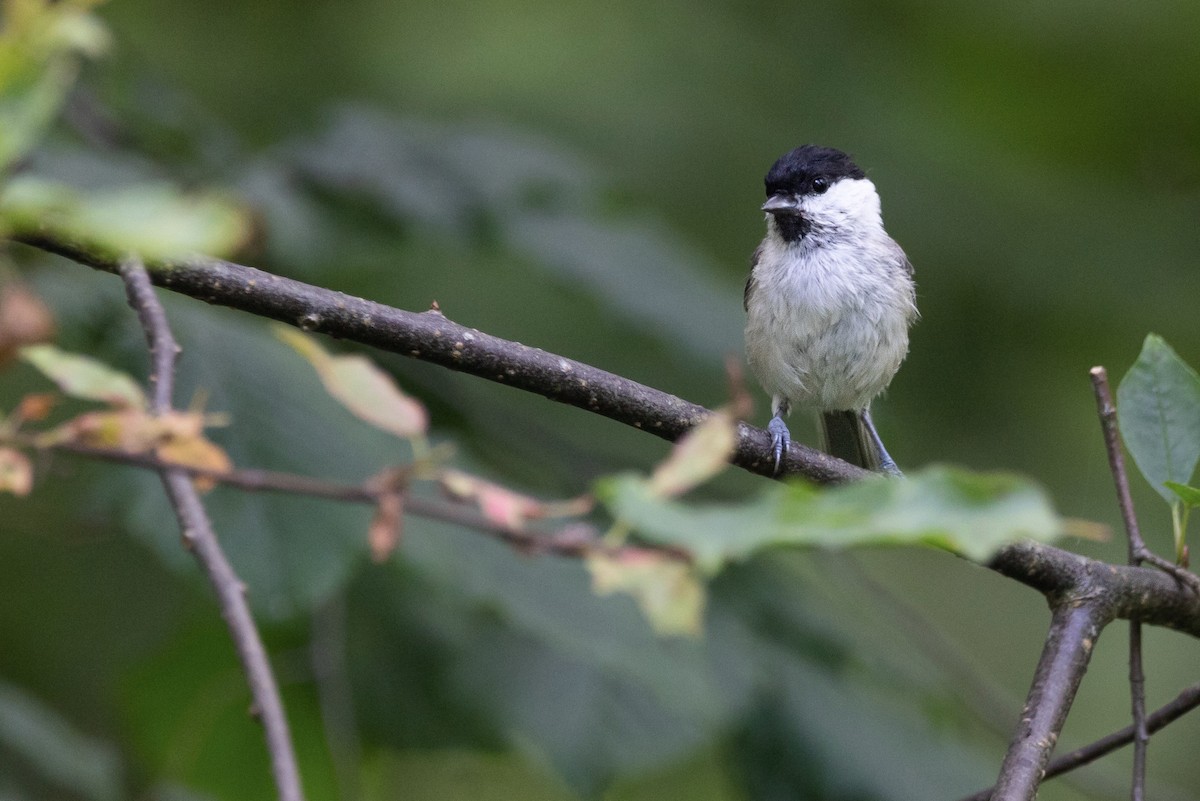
[13,233,866,485]
[117,257,305,801]
[987,602,1110,801]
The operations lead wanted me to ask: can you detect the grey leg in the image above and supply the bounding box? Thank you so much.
[861,408,903,477]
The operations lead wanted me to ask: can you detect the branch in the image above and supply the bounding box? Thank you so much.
[988,541,1200,639]
[988,602,1109,801]
[117,259,306,801]
[13,234,866,485]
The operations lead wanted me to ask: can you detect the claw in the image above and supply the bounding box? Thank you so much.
[767,416,791,475]
[877,454,903,477]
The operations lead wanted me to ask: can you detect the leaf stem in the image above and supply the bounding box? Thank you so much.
[1172,501,1188,563]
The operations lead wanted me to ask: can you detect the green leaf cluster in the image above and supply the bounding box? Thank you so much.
[599,465,1061,574]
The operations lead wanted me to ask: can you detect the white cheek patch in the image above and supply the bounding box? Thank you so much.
[798,178,883,233]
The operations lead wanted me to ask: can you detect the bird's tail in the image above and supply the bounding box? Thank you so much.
[820,410,882,471]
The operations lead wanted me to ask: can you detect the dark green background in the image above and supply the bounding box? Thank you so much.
[3,1,1200,799]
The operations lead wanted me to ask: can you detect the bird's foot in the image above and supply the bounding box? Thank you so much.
[767,416,791,475]
[877,453,904,478]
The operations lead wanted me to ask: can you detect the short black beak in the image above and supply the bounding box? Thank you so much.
[761,193,800,215]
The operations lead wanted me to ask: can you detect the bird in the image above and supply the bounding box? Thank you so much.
[743,145,917,475]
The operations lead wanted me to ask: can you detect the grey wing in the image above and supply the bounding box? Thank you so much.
[744,244,763,312]
[888,238,919,322]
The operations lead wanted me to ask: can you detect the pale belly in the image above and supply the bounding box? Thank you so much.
[745,277,911,412]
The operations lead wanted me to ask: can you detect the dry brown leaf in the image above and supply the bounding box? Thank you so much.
[588,549,704,637]
[155,432,232,492]
[276,327,428,440]
[0,282,55,367]
[440,468,593,531]
[646,409,736,498]
[369,493,405,562]
[49,408,157,451]
[40,408,231,490]
[15,393,57,423]
[0,447,33,496]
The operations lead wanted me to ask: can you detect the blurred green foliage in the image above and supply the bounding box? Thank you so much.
[3,0,1200,800]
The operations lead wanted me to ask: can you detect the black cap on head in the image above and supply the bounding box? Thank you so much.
[764,145,865,197]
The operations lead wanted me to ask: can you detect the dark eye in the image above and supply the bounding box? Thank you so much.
[811,177,829,194]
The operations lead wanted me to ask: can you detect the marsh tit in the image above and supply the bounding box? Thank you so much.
[743,145,917,475]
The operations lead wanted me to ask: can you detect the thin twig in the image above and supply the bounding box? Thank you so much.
[1090,368,1150,561]
[120,254,178,413]
[23,438,642,561]
[1091,365,1150,800]
[40,439,377,502]
[1088,367,1200,592]
[118,257,305,801]
[957,680,1200,801]
[1046,680,1200,779]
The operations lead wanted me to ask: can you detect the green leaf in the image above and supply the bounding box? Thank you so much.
[0,1,109,171]
[350,532,726,798]
[1117,334,1200,502]
[597,465,1061,572]
[0,58,76,172]
[1164,481,1200,508]
[0,178,249,261]
[19,343,146,408]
